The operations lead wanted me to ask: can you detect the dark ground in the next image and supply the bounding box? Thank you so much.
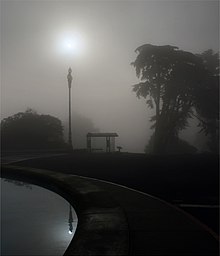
[3,152,219,234]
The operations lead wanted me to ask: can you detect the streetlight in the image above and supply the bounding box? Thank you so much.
[68,204,73,234]
[67,67,73,151]
[59,32,86,151]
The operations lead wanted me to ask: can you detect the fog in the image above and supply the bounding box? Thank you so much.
[1,0,219,152]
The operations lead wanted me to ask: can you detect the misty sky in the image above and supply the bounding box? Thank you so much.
[1,0,219,152]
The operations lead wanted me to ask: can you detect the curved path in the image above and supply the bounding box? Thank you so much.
[1,165,219,255]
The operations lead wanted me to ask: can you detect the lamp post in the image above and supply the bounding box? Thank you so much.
[68,204,73,234]
[67,67,73,151]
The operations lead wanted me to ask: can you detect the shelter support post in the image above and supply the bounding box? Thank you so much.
[87,136,92,153]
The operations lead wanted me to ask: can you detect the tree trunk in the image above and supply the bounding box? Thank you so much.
[153,84,162,154]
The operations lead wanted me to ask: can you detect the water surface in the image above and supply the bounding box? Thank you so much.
[1,178,77,255]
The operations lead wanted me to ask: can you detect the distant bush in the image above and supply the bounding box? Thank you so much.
[1,109,67,151]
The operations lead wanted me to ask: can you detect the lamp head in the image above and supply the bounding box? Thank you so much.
[67,67,73,87]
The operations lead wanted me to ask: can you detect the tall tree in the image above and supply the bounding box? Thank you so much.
[132,44,210,153]
[194,50,219,153]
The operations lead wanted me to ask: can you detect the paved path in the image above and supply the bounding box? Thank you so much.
[95,180,219,255]
[1,153,66,165]
[1,165,219,255]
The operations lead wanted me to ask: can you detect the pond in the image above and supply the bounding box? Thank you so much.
[1,178,78,255]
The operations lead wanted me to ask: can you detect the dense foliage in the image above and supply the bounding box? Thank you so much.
[132,44,219,154]
[1,109,66,150]
[194,50,219,153]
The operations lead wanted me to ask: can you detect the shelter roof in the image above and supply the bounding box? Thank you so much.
[87,133,118,137]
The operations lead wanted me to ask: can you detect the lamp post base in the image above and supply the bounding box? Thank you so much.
[68,143,73,153]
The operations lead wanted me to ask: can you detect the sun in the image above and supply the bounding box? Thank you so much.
[67,43,72,49]
[58,31,86,56]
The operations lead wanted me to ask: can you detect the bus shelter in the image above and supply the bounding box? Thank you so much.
[87,133,118,153]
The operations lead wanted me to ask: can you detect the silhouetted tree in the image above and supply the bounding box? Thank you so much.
[3,179,32,189]
[1,109,66,150]
[132,44,210,154]
[194,50,219,153]
[197,49,219,76]
[145,133,197,154]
